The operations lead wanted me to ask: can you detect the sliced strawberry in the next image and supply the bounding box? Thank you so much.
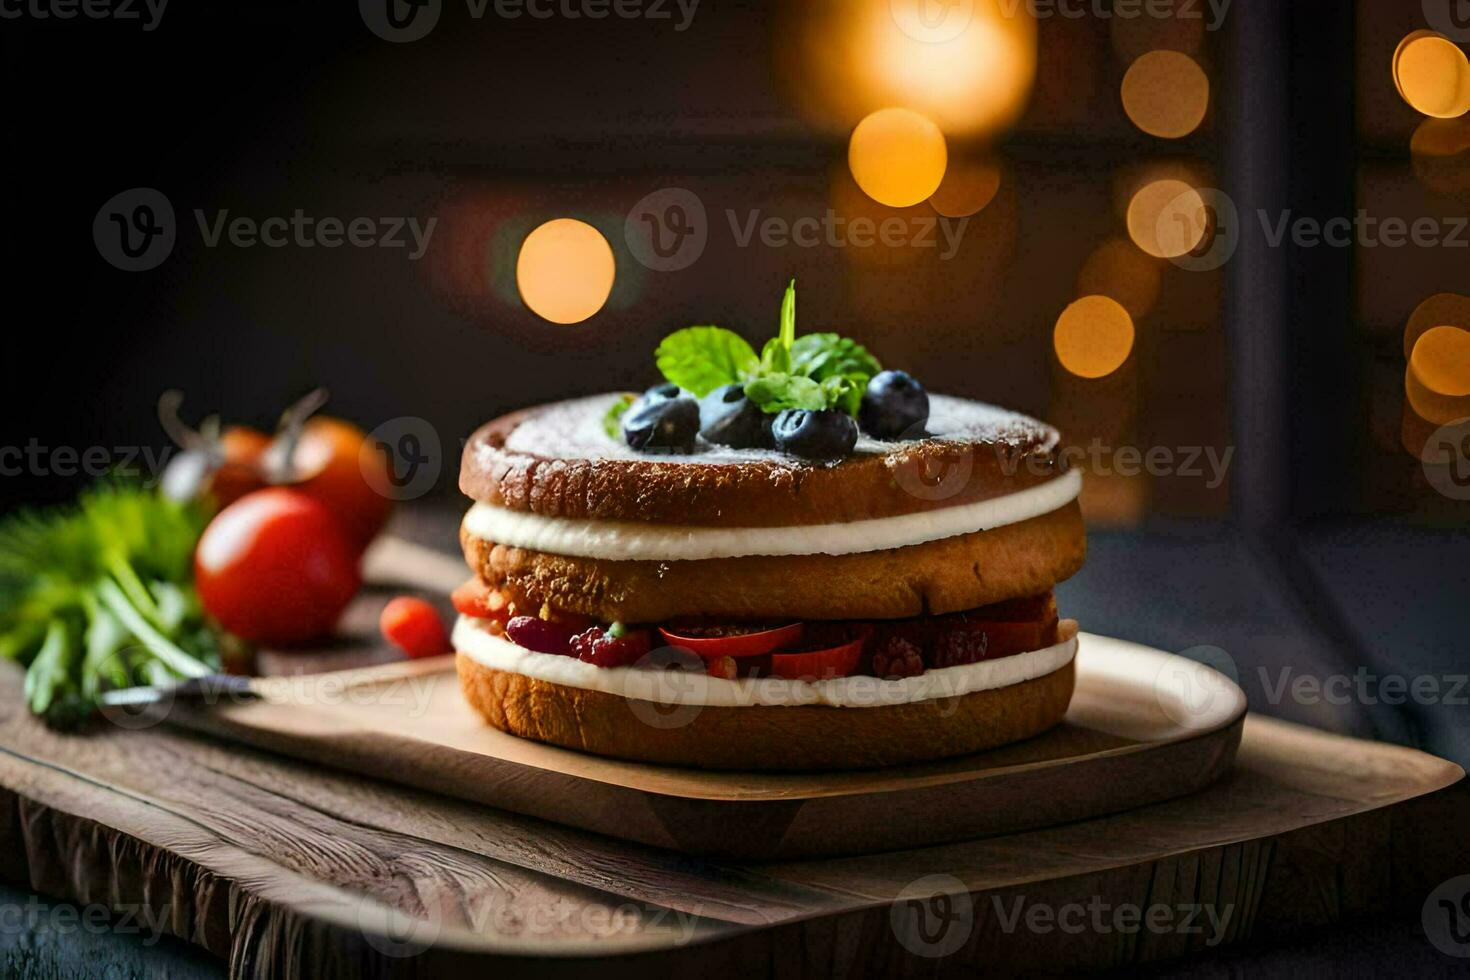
[451,579,513,621]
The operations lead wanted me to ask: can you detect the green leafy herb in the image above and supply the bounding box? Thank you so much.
[602,393,636,440]
[0,483,218,728]
[652,280,882,417]
[790,334,882,382]
[744,374,827,413]
[778,278,797,351]
[654,327,759,397]
[819,374,868,417]
[758,336,790,376]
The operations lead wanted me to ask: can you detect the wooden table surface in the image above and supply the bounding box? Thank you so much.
[0,650,1462,978]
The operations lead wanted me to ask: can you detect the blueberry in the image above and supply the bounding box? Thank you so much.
[771,409,858,461]
[642,382,681,404]
[622,394,699,452]
[859,370,930,440]
[698,384,772,449]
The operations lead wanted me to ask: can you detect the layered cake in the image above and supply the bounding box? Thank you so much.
[451,283,1086,770]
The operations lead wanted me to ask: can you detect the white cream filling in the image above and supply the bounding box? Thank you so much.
[453,616,1078,709]
[464,466,1081,561]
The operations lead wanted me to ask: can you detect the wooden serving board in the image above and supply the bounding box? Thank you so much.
[156,633,1247,860]
[0,659,1460,977]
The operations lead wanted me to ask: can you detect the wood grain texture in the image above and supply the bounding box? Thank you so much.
[0,659,1461,977]
[156,634,1245,858]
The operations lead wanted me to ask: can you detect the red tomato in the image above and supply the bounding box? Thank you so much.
[209,426,271,508]
[195,488,361,647]
[381,597,452,659]
[658,621,805,658]
[264,417,394,551]
[769,628,870,680]
[940,620,1045,660]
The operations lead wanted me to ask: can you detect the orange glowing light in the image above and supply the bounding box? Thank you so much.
[1405,365,1470,426]
[848,108,949,208]
[1121,51,1210,139]
[928,155,1002,218]
[782,0,1038,139]
[515,218,615,325]
[1411,326,1470,396]
[1054,296,1136,379]
[1405,293,1470,359]
[1126,179,1207,259]
[1076,238,1163,320]
[1411,117,1470,192]
[1393,31,1470,119]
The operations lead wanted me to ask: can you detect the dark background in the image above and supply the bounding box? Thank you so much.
[2,1,1467,741]
[2,2,1469,971]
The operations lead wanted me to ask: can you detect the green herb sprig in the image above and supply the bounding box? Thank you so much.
[0,483,218,728]
[651,281,880,417]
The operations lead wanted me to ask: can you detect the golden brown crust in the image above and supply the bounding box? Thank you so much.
[456,652,1076,771]
[461,502,1086,623]
[459,402,1068,528]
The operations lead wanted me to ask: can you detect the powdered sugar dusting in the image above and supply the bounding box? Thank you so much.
[502,393,1054,465]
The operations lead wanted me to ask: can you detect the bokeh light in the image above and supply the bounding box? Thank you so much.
[1404,292,1470,358]
[1393,31,1470,119]
[1410,326,1470,396]
[849,108,948,207]
[1054,295,1136,379]
[1126,179,1208,258]
[1405,364,1470,425]
[1076,238,1163,319]
[1411,117,1470,193]
[928,154,1002,217]
[515,218,616,324]
[1121,51,1210,139]
[781,0,1037,138]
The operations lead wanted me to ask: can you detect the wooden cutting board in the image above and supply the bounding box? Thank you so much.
[156,632,1246,859]
[0,664,1460,977]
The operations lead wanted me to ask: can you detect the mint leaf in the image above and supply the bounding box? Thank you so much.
[820,374,867,417]
[790,333,882,382]
[602,393,636,440]
[745,374,825,413]
[655,327,759,397]
[759,336,790,375]
[779,279,796,352]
